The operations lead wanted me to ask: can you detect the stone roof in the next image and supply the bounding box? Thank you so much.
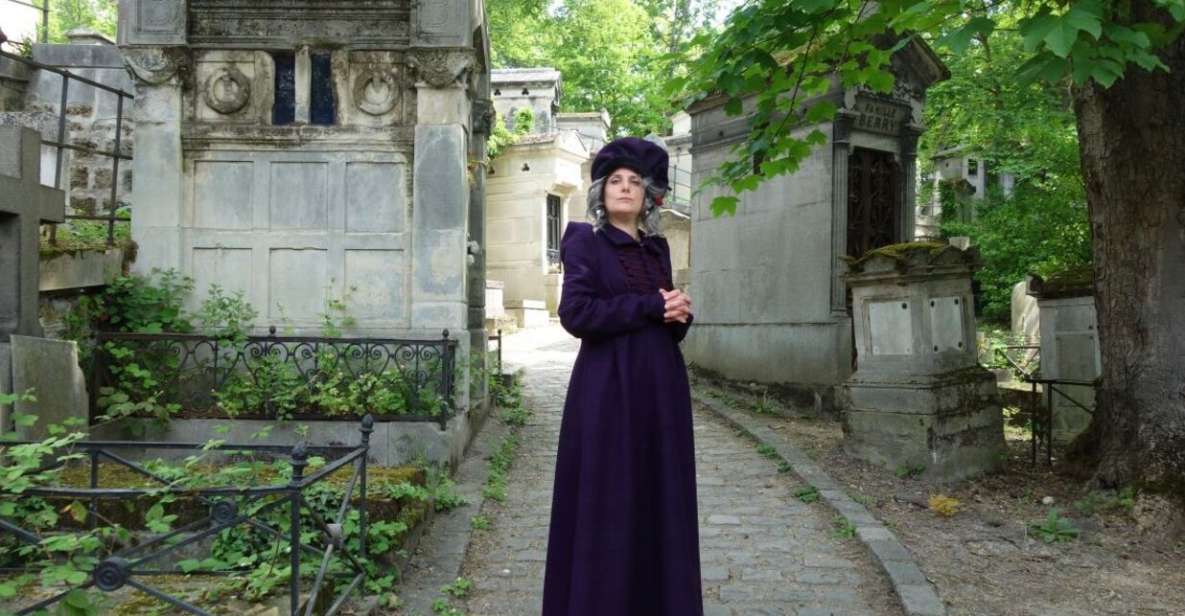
[492,67,561,84]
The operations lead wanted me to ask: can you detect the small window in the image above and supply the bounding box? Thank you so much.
[968,159,979,176]
[310,51,335,125]
[272,51,295,125]
[546,194,562,266]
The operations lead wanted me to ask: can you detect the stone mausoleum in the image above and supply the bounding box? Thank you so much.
[118,0,493,411]
[684,40,948,414]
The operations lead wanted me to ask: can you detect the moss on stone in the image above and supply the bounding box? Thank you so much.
[844,241,950,267]
[1035,264,1094,296]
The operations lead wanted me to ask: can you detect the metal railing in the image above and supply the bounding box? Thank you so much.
[90,328,458,428]
[0,47,133,247]
[0,416,374,616]
[996,345,1097,466]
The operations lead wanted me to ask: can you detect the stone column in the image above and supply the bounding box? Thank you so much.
[839,244,1005,482]
[122,47,187,275]
[899,126,921,242]
[118,1,187,274]
[468,97,493,332]
[409,49,474,331]
[829,112,853,315]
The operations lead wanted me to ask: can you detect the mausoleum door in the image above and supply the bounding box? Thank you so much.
[846,147,901,258]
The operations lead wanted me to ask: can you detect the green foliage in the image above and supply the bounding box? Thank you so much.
[440,577,473,598]
[197,284,258,344]
[39,210,132,257]
[486,108,535,160]
[1073,487,1137,516]
[481,380,532,503]
[943,190,1091,322]
[487,0,724,136]
[470,515,491,530]
[831,515,857,539]
[675,0,1185,215]
[483,432,519,503]
[795,485,820,503]
[750,392,777,415]
[432,598,465,616]
[755,443,778,459]
[46,0,118,43]
[1030,508,1081,543]
[895,463,926,479]
[89,269,195,335]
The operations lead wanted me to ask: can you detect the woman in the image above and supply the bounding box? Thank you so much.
[542,137,702,616]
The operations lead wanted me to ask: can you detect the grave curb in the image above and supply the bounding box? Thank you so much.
[693,391,948,616]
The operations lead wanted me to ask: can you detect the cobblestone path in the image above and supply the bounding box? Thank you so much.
[459,326,897,616]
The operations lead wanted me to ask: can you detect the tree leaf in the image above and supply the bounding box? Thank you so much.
[1021,11,1058,52]
[866,70,896,93]
[710,196,738,217]
[805,101,837,123]
[1045,19,1082,58]
[797,0,837,14]
[1064,5,1103,40]
[939,17,996,54]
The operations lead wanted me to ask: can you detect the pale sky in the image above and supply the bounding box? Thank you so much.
[1,1,44,45]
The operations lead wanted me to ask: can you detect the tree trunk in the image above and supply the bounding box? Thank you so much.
[1071,2,1185,493]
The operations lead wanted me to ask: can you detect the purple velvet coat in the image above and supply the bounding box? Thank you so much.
[542,222,703,616]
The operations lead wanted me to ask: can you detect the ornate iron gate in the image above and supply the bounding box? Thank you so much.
[846,147,901,258]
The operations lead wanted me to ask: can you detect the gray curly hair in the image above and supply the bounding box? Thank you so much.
[586,176,666,237]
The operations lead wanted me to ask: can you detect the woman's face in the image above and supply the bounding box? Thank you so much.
[603,168,644,223]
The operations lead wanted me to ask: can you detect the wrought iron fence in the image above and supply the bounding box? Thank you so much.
[0,47,133,247]
[995,345,1097,466]
[0,416,374,616]
[90,328,458,428]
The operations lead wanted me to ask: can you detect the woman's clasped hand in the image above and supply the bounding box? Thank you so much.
[661,288,692,324]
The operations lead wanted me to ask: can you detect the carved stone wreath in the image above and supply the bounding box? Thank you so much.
[202,66,251,115]
[353,67,399,116]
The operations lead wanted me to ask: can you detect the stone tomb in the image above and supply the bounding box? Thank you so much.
[1027,269,1100,443]
[683,38,949,414]
[839,244,1005,482]
[112,0,494,466]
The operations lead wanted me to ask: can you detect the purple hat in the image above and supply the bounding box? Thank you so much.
[591,137,670,193]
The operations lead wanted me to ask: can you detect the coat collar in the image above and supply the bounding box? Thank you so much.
[599,223,663,254]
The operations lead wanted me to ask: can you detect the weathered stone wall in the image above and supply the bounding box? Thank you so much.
[486,132,587,314]
[21,36,135,218]
[0,56,30,112]
[113,0,493,428]
[684,116,851,411]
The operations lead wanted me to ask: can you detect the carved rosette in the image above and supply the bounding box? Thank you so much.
[124,48,190,86]
[202,66,251,114]
[407,49,475,88]
[353,67,400,116]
